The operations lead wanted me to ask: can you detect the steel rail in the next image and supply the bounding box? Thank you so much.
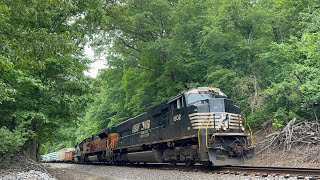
[43,162,320,178]
[217,165,320,176]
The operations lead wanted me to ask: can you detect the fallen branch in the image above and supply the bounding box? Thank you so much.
[257,118,320,156]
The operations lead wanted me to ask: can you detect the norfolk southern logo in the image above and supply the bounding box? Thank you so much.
[173,114,182,122]
[132,120,151,133]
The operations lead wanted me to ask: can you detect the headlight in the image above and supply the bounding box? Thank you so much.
[221,125,227,131]
[241,126,245,132]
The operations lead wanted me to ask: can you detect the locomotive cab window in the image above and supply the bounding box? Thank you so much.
[171,96,184,110]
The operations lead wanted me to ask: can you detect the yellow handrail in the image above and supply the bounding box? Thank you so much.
[205,115,212,148]
[198,129,201,151]
[198,114,213,151]
[243,114,254,145]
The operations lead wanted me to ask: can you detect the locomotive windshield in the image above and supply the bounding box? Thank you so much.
[186,93,212,105]
[184,87,227,106]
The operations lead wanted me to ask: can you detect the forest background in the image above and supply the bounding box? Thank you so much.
[0,0,319,160]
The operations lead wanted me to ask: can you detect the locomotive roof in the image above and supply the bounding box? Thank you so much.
[184,87,226,96]
[80,87,226,139]
[117,87,226,126]
[168,87,226,102]
[114,112,147,127]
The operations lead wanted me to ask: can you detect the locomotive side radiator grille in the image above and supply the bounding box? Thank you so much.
[188,112,243,130]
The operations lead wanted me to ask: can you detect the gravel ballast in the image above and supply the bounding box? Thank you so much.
[0,170,55,180]
[43,163,310,180]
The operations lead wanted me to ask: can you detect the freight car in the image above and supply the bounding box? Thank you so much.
[57,148,75,162]
[64,148,75,162]
[70,87,254,167]
[41,152,58,162]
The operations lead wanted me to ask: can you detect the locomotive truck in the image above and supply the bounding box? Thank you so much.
[45,87,255,167]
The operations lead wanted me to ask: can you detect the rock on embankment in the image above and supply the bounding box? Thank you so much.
[0,170,55,180]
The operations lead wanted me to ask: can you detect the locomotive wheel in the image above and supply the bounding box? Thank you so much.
[185,160,195,166]
[202,161,212,168]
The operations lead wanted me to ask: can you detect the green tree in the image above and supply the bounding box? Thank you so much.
[0,0,100,159]
[83,0,320,133]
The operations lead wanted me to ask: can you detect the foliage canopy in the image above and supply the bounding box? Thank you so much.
[0,0,319,156]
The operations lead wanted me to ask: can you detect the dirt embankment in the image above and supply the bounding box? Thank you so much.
[247,120,320,168]
[0,153,55,180]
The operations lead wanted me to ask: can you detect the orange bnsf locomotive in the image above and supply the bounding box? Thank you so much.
[54,87,255,167]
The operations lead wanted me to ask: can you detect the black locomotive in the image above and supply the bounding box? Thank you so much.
[68,87,254,166]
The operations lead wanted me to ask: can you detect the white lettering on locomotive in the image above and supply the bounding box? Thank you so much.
[132,124,140,133]
[132,120,151,133]
[140,130,150,138]
[142,119,151,130]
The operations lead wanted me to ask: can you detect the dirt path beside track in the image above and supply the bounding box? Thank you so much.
[43,163,115,180]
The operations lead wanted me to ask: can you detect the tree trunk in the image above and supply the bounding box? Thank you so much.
[32,138,39,161]
[26,138,39,161]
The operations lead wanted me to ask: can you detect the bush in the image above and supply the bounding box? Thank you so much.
[0,127,26,156]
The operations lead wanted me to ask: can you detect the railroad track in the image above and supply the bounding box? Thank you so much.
[216,166,320,178]
[122,163,320,179]
[44,162,320,179]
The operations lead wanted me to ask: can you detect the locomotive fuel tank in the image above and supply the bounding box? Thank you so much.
[127,150,163,163]
[88,155,99,162]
